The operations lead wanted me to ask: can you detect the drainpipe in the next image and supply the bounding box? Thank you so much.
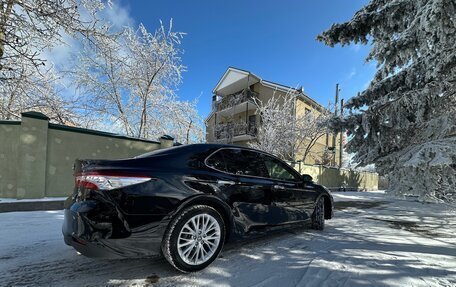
[339,98,344,169]
[333,84,340,166]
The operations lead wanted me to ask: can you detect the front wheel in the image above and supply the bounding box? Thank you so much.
[311,197,325,230]
[162,205,225,272]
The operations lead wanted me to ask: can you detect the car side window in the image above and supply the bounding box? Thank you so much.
[263,155,300,182]
[238,150,269,177]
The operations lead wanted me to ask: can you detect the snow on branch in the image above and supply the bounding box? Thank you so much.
[318,0,456,202]
[72,20,203,142]
[248,89,333,163]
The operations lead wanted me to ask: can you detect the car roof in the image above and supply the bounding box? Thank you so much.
[135,143,249,158]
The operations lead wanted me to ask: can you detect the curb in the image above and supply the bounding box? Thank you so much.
[0,200,64,213]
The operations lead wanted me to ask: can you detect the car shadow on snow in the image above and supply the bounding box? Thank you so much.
[148,201,456,287]
[152,231,456,287]
[334,200,390,210]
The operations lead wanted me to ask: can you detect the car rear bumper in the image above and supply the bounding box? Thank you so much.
[63,232,121,258]
[62,200,167,258]
[63,207,123,258]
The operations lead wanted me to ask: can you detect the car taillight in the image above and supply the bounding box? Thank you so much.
[75,172,154,190]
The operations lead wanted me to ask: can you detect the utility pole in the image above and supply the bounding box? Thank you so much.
[339,98,344,168]
[332,83,340,166]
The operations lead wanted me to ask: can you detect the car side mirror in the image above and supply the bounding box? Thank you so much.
[302,174,313,182]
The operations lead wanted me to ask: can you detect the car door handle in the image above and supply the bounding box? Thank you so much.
[273,185,285,190]
[217,180,237,185]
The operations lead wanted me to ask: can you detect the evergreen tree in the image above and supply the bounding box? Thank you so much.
[318,0,456,202]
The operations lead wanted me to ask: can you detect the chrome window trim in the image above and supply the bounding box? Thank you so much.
[204,147,301,183]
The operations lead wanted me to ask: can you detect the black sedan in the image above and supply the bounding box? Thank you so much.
[63,144,333,272]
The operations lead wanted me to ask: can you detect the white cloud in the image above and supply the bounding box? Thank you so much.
[43,1,132,68]
[40,2,133,98]
[350,43,362,52]
[346,68,356,80]
[103,2,134,30]
[43,34,80,69]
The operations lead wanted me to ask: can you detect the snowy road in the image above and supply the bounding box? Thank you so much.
[1,191,455,287]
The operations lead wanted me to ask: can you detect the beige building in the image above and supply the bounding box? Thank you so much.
[205,67,340,166]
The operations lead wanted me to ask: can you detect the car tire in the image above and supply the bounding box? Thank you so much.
[311,197,325,230]
[161,205,226,272]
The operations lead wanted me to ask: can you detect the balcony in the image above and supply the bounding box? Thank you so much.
[215,122,257,142]
[213,89,259,112]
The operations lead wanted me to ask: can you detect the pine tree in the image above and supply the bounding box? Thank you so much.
[317,0,456,202]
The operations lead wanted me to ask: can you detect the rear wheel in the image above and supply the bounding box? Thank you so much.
[311,197,325,230]
[162,205,225,272]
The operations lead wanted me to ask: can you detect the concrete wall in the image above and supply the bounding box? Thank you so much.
[291,163,379,191]
[0,112,171,199]
[0,121,21,198]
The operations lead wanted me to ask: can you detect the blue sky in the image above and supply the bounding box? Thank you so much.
[118,0,375,118]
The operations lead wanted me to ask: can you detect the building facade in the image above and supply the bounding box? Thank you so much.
[205,67,341,166]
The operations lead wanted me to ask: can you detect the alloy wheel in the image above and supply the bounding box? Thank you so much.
[177,213,221,265]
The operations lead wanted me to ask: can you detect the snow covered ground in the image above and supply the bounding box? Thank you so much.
[0,191,455,287]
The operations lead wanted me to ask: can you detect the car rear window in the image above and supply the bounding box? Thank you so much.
[205,150,227,171]
[206,149,268,178]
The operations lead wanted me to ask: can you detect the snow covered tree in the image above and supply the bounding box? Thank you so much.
[73,21,204,142]
[0,0,108,121]
[249,93,296,159]
[0,61,79,124]
[0,1,204,142]
[249,91,332,162]
[318,0,456,202]
[167,99,205,144]
[293,103,333,164]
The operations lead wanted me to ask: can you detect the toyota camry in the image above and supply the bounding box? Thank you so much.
[62,144,333,272]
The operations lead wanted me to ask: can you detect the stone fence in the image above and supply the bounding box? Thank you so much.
[289,162,379,191]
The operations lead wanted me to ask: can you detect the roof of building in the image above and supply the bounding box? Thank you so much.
[215,67,321,102]
[206,67,326,122]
